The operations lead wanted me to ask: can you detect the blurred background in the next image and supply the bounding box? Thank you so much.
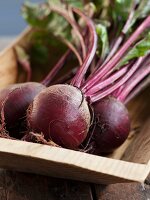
[0,0,41,36]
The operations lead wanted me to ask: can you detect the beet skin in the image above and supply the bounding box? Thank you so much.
[0,82,45,135]
[93,97,130,153]
[27,84,91,149]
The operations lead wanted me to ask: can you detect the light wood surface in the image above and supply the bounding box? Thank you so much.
[0,138,149,185]
[0,28,31,88]
[0,42,17,88]
[0,37,15,51]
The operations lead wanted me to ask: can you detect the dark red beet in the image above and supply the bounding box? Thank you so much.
[0,82,45,136]
[27,84,91,149]
[92,97,130,153]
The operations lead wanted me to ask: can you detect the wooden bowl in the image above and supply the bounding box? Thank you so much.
[0,29,149,184]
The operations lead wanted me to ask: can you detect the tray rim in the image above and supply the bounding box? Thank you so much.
[0,138,149,184]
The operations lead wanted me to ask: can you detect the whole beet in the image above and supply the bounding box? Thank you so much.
[93,97,130,153]
[0,82,45,137]
[27,84,91,149]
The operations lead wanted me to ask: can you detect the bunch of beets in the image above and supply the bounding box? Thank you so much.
[0,5,150,155]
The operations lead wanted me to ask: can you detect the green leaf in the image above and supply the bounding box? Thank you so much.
[129,0,150,29]
[96,24,109,59]
[22,1,85,42]
[29,30,66,65]
[22,2,51,28]
[68,1,83,8]
[111,0,133,22]
[118,32,150,67]
[30,42,49,64]
[104,0,134,38]
[47,13,72,39]
[47,0,84,9]
[22,2,71,42]
[134,0,150,19]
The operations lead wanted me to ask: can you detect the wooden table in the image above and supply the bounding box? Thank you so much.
[0,38,150,200]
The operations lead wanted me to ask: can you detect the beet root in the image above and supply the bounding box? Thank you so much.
[0,82,46,137]
[92,97,130,153]
[27,84,91,149]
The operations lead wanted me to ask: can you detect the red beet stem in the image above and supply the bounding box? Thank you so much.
[90,57,144,103]
[112,85,124,99]
[51,5,86,59]
[84,64,129,95]
[41,50,70,86]
[125,75,150,104]
[15,46,32,82]
[71,8,97,88]
[19,60,31,82]
[59,37,82,65]
[82,16,150,90]
[101,4,135,66]
[117,63,150,102]
[53,67,77,84]
[68,7,87,59]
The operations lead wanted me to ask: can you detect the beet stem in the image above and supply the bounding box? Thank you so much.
[41,50,70,86]
[90,57,144,103]
[68,7,87,59]
[51,5,86,60]
[15,46,32,82]
[112,85,124,99]
[125,75,150,104]
[118,64,150,102]
[53,67,77,84]
[82,16,150,90]
[19,60,31,82]
[71,8,97,88]
[84,64,129,95]
[102,4,135,66]
[60,37,82,65]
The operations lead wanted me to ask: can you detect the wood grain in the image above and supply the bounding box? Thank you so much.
[122,119,150,164]
[0,138,149,185]
[95,181,150,200]
[0,28,31,89]
[0,46,17,88]
[0,170,93,200]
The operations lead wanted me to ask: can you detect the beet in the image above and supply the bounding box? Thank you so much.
[27,84,91,149]
[92,97,130,153]
[0,82,45,137]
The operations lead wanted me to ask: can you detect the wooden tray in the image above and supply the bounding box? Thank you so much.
[0,29,150,185]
